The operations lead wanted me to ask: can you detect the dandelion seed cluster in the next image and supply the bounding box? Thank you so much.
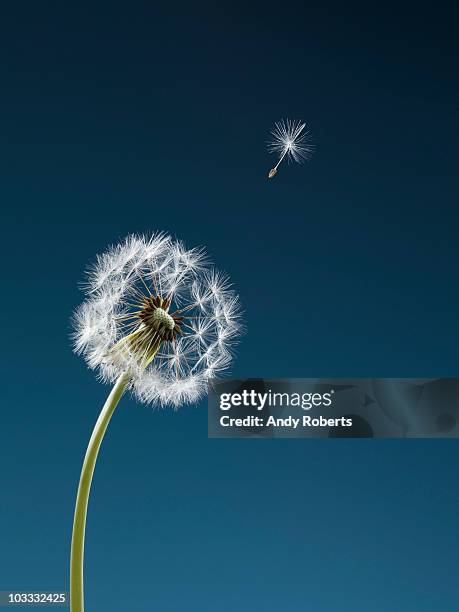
[72,233,242,407]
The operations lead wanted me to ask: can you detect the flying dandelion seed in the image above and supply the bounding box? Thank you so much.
[267,118,315,178]
[69,233,242,612]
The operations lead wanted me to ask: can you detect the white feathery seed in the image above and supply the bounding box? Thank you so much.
[72,233,242,408]
[267,118,315,178]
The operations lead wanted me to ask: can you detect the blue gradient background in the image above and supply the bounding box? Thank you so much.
[1,2,458,610]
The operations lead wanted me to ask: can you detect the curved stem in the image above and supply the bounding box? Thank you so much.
[274,147,289,171]
[70,371,130,612]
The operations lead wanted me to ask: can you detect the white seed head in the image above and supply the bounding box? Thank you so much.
[72,233,243,408]
[268,118,315,164]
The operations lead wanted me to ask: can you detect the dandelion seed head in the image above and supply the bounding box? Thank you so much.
[72,233,243,408]
[268,118,315,164]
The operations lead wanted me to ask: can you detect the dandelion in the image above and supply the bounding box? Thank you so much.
[267,118,315,178]
[70,233,242,611]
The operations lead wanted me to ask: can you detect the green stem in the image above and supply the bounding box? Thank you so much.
[70,371,130,612]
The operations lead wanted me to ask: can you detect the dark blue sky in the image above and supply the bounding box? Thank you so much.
[1,2,458,610]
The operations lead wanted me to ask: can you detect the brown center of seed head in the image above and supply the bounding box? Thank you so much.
[139,295,182,342]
